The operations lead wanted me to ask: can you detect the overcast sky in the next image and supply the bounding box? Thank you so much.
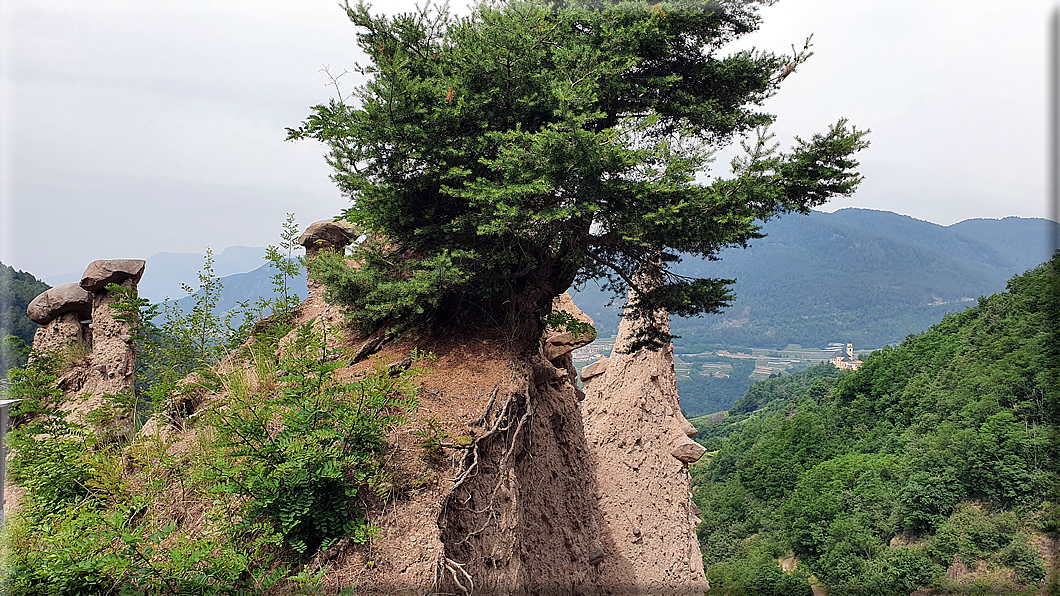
[1,0,1055,278]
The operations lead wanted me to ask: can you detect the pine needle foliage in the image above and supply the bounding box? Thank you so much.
[288,0,868,348]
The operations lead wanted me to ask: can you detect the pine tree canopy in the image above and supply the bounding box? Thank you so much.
[287,0,869,348]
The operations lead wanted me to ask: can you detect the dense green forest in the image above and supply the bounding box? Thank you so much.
[0,263,49,378]
[690,255,1059,594]
[677,356,762,417]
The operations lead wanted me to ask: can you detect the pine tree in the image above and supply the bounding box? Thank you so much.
[287,0,868,348]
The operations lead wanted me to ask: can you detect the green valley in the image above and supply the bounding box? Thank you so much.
[571,209,1057,416]
[688,254,1059,594]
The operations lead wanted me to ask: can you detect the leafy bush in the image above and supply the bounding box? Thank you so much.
[899,470,961,534]
[928,504,1019,566]
[999,534,1046,586]
[704,538,813,596]
[3,349,63,423]
[204,319,422,555]
[7,417,96,513]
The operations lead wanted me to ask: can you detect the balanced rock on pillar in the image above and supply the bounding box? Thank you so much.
[299,220,360,259]
[80,259,146,292]
[26,283,93,325]
[580,284,710,593]
[25,259,146,440]
[542,292,596,362]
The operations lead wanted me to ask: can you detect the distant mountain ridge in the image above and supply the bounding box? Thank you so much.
[572,208,1058,351]
[45,246,269,303]
[173,263,307,316]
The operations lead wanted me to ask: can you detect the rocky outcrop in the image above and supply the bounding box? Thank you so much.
[23,251,706,593]
[581,289,709,594]
[28,260,143,436]
[79,259,146,292]
[543,292,597,361]
[421,285,704,594]
[299,219,360,259]
[26,283,92,324]
[435,353,635,595]
[78,276,139,402]
[255,294,637,593]
[543,291,596,404]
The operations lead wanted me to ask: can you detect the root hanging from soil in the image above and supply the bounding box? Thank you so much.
[435,362,533,593]
[433,356,631,595]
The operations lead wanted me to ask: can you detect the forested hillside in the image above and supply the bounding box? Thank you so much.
[690,254,1059,594]
[573,209,1057,350]
[0,263,49,377]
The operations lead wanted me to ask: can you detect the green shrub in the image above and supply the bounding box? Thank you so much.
[705,542,813,596]
[928,504,1018,566]
[900,471,961,533]
[999,534,1046,586]
[204,319,421,555]
[3,349,63,423]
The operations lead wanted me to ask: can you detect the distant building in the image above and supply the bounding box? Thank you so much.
[830,342,863,370]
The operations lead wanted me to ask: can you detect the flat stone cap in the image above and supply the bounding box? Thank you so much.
[299,220,360,251]
[671,437,707,463]
[27,283,93,324]
[542,292,597,361]
[81,259,146,293]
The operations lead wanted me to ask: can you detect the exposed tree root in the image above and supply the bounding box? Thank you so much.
[435,361,535,593]
[441,557,474,595]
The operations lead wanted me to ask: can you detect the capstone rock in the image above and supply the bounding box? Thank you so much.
[27,283,93,324]
[671,437,707,463]
[580,357,609,381]
[80,259,146,293]
[542,292,596,361]
[299,220,360,257]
